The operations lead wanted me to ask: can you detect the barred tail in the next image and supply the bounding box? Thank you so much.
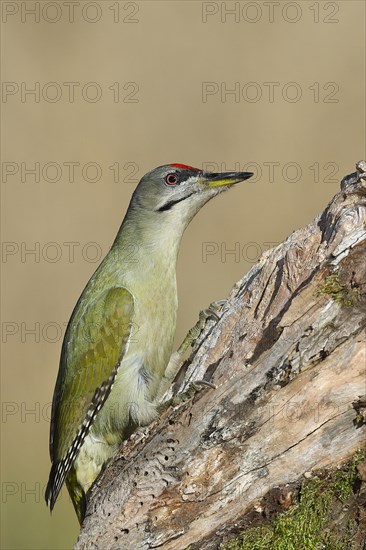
[45,461,62,512]
[45,462,86,525]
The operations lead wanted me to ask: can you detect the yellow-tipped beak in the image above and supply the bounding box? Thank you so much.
[202,171,254,188]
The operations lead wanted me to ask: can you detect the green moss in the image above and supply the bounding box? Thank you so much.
[224,451,366,550]
[317,274,359,307]
[331,450,365,502]
[224,527,273,550]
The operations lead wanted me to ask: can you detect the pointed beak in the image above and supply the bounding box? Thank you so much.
[201,170,254,188]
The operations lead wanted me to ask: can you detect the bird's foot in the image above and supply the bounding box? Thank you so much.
[171,380,216,405]
[158,380,216,412]
[156,300,225,402]
[177,299,226,356]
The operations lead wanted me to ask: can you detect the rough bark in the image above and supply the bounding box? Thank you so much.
[75,162,366,550]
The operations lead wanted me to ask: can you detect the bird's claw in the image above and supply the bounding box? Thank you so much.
[156,301,225,402]
[171,379,216,405]
[177,299,226,356]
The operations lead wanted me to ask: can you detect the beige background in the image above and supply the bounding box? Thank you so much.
[1,1,365,548]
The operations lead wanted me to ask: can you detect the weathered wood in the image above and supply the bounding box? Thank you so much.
[75,162,366,550]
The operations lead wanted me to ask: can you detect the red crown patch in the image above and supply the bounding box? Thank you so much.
[169,163,200,171]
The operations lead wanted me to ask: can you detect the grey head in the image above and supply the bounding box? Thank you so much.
[128,163,253,226]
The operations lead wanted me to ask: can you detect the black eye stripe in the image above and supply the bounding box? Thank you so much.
[157,190,197,212]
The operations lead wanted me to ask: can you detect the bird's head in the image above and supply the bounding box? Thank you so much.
[129,163,253,224]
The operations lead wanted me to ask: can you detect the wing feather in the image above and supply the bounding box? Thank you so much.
[46,286,134,509]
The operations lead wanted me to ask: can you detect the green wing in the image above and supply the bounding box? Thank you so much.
[46,286,134,509]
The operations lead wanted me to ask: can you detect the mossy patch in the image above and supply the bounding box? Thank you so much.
[317,274,359,307]
[223,450,366,550]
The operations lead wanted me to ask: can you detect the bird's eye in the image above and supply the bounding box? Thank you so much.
[165,173,178,186]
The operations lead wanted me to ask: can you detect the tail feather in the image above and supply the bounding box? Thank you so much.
[45,459,69,512]
[45,462,86,525]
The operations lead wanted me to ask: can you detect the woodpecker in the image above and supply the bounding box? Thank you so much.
[45,163,253,523]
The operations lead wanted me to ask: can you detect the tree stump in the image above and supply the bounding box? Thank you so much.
[75,162,366,550]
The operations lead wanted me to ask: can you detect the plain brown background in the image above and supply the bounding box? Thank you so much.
[1,1,365,548]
